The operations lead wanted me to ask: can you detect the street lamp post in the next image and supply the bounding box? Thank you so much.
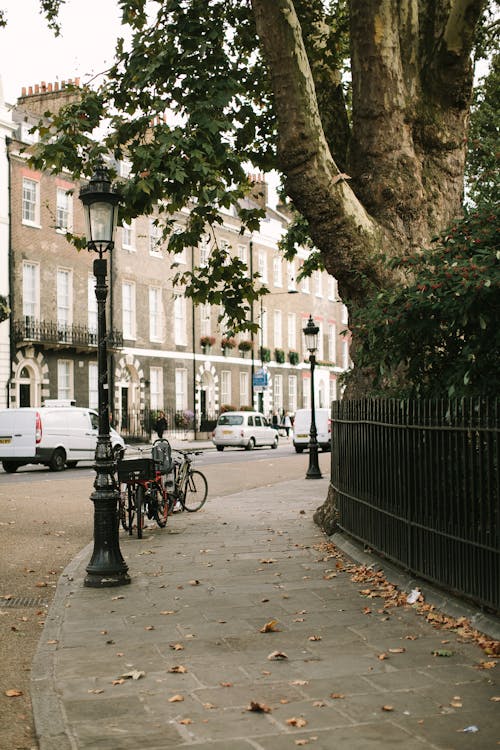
[79,163,130,588]
[303,314,322,479]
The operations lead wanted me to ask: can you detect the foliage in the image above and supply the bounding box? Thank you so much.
[0,295,10,323]
[221,337,236,349]
[345,205,500,399]
[238,339,253,351]
[259,347,271,363]
[274,348,285,364]
[288,350,300,365]
[174,409,195,429]
[219,404,237,414]
[200,335,216,347]
[466,53,500,206]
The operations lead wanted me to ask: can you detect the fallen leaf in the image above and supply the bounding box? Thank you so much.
[451,701,463,708]
[203,702,217,709]
[287,717,307,727]
[378,653,388,660]
[112,679,125,685]
[382,705,394,711]
[330,693,345,699]
[432,649,454,657]
[88,688,104,694]
[111,595,124,600]
[121,670,145,680]
[178,718,192,724]
[5,689,23,697]
[168,694,184,702]
[160,610,176,615]
[490,696,500,702]
[291,680,309,686]
[388,648,406,654]
[220,681,233,687]
[268,650,288,660]
[168,665,187,673]
[459,725,479,733]
[169,643,185,651]
[313,700,326,707]
[478,661,497,670]
[145,625,155,631]
[260,619,280,633]
[46,639,58,645]
[247,700,272,713]
[260,559,277,564]
[308,635,322,642]
[189,579,200,586]
[35,582,48,588]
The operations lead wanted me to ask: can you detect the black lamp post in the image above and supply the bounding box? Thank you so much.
[303,314,322,479]
[79,163,130,588]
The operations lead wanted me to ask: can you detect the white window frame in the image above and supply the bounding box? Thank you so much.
[239,372,249,406]
[200,303,211,337]
[287,261,296,290]
[56,187,72,233]
[288,375,297,413]
[199,235,210,267]
[274,374,283,410]
[315,270,323,297]
[175,368,188,411]
[122,282,136,339]
[328,276,338,301]
[150,367,163,410]
[57,360,73,400]
[88,275,97,337]
[174,295,187,345]
[22,261,39,320]
[57,268,73,329]
[88,362,98,409]
[237,244,248,276]
[261,307,268,347]
[22,177,40,226]
[149,218,162,256]
[221,370,231,406]
[258,249,268,282]
[341,304,349,325]
[330,377,337,404]
[273,257,283,287]
[300,273,310,294]
[122,220,136,251]
[274,309,283,349]
[342,339,350,370]
[149,286,162,342]
[328,323,336,363]
[287,312,296,350]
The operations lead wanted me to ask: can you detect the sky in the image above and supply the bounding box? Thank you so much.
[0,0,123,104]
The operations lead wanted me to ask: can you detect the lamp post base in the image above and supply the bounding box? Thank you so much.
[306,444,322,479]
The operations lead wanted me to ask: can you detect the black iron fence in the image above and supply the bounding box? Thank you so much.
[331,398,499,613]
[117,406,217,443]
[13,318,123,350]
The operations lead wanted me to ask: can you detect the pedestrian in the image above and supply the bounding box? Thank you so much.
[284,412,292,437]
[271,411,279,431]
[154,410,168,439]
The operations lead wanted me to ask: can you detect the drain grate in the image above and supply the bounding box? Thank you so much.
[0,596,49,608]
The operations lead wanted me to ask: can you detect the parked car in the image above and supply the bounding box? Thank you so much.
[292,408,332,453]
[212,411,279,451]
[0,406,126,472]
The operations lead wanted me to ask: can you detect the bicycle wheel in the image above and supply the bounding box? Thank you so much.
[136,484,145,539]
[151,485,168,528]
[119,484,131,532]
[126,484,136,535]
[182,470,208,512]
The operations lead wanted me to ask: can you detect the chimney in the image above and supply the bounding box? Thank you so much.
[17,78,83,117]
[249,172,268,210]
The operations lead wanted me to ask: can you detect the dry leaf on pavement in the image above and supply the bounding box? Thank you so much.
[5,689,23,697]
[168,694,184,702]
[268,650,288,660]
[247,700,272,713]
[287,717,307,727]
[168,665,187,673]
[260,619,280,633]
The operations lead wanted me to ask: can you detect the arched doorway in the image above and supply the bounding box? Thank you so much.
[200,369,216,420]
[195,363,218,430]
[118,365,140,433]
[11,350,46,408]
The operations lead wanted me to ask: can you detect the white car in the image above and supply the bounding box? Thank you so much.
[212,411,279,451]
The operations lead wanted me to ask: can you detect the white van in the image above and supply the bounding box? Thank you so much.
[0,407,126,473]
[292,408,332,453]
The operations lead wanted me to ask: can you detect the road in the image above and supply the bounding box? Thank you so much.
[0,445,331,750]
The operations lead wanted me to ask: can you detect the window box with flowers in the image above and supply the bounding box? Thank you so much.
[288,350,300,365]
[259,346,271,363]
[238,340,253,357]
[274,348,285,364]
[200,335,215,353]
[221,337,236,355]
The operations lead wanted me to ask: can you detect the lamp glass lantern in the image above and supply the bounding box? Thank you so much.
[80,164,120,253]
[303,315,319,353]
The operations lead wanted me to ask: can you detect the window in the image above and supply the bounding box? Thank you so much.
[330,377,337,404]
[149,218,162,256]
[303,375,310,409]
[328,324,336,363]
[199,235,210,267]
[300,272,310,294]
[175,368,188,410]
[57,269,72,334]
[56,188,72,232]
[273,257,283,287]
[88,362,98,409]
[317,324,324,360]
[149,287,162,341]
[239,372,249,406]
[261,307,268,347]
[287,261,296,290]
[341,304,349,325]
[221,371,231,405]
[22,178,39,225]
[342,339,350,369]
[122,220,135,250]
[274,309,282,348]
[258,249,267,282]
[174,295,187,345]
[287,313,296,350]
[88,276,97,338]
[200,303,211,337]
[22,262,39,319]
[237,244,248,275]
[315,270,323,297]
[57,360,73,400]
[122,282,136,339]
[274,374,283,410]
[328,276,338,301]
[150,367,163,410]
[220,239,231,266]
[288,375,297,413]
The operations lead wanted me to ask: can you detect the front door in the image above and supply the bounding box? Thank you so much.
[19,384,31,407]
[121,387,129,430]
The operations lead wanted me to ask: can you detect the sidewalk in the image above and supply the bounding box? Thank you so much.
[32,476,499,750]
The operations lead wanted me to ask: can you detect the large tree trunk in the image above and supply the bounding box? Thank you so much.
[251,0,485,306]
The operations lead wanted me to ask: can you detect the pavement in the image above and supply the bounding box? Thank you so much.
[31,465,500,750]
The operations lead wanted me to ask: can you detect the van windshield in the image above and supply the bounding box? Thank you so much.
[218,415,243,426]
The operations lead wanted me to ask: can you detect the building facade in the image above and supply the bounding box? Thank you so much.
[4,81,351,437]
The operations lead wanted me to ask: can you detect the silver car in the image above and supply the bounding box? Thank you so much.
[212,411,279,451]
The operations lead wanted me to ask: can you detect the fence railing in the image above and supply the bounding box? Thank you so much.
[13,318,123,350]
[330,398,499,613]
[117,407,217,443]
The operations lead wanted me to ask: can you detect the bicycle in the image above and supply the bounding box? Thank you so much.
[118,439,173,539]
[169,449,208,512]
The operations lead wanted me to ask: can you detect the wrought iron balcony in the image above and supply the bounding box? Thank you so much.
[13,318,123,351]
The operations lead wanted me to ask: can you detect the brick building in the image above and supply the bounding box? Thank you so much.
[2,79,351,437]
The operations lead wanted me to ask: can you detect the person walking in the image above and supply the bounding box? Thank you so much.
[284,412,292,437]
[154,410,168,439]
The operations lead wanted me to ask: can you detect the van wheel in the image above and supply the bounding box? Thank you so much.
[271,437,278,449]
[2,460,19,473]
[245,437,255,451]
[295,446,304,453]
[66,461,78,469]
[216,446,224,452]
[49,448,66,472]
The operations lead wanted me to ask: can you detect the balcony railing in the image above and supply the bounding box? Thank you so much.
[13,318,123,351]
